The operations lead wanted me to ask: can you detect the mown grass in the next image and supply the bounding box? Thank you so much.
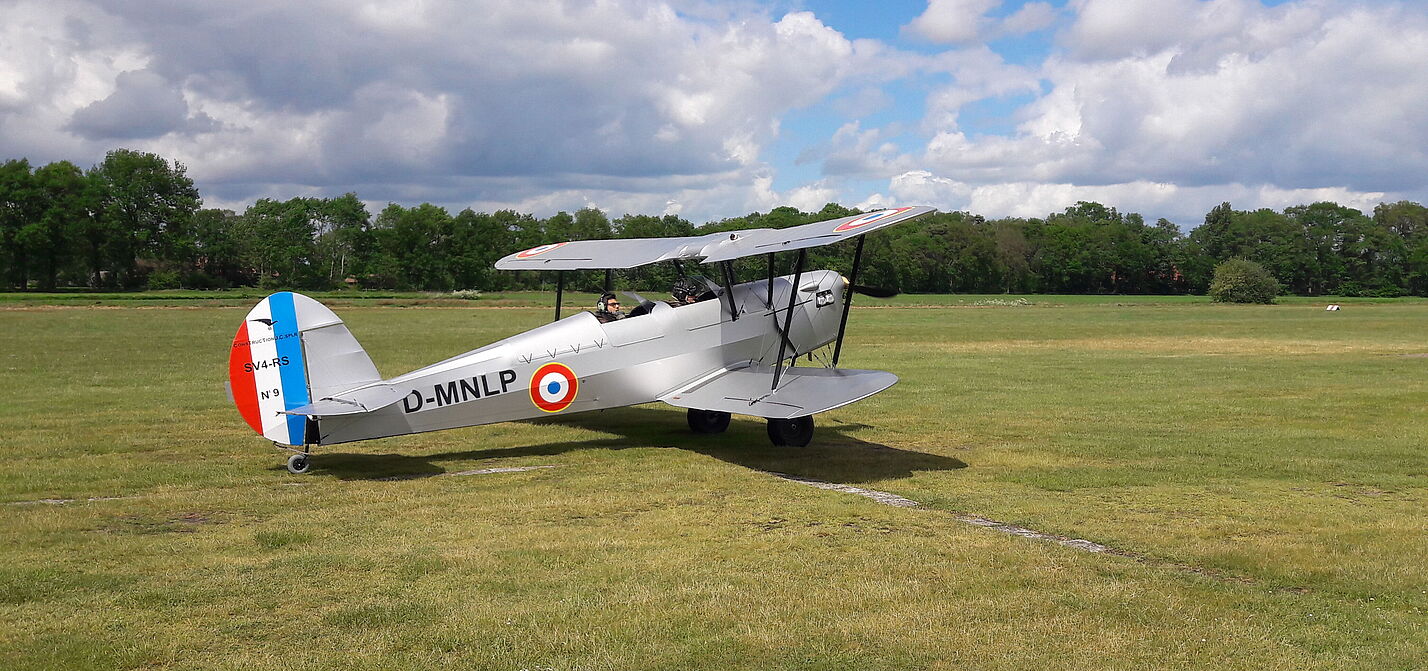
[0,298,1424,669]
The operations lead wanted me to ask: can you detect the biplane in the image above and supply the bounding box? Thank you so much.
[228,206,934,473]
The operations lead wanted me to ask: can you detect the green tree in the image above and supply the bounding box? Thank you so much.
[1209,258,1280,303]
[190,208,249,287]
[1196,202,1235,260]
[1374,201,1428,295]
[88,149,201,286]
[449,209,515,290]
[990,219,1033,293]
[366,203,455,290]
[1190,205,1306,292]
[0,159,40,289]
[24,161,92,289]
[1144,218,1189,294]
[244,198,323,288]
[312,193,371,285]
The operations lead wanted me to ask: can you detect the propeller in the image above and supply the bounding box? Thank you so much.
[689,274,723,295]
[850,284,898,298]
[621,290,651,305]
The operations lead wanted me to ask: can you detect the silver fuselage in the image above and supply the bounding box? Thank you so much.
[318,270,847,444]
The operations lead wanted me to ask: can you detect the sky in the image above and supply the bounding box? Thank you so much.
[2,0,1425,229]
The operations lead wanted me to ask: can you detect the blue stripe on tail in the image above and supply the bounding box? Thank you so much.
[269,292,310,445]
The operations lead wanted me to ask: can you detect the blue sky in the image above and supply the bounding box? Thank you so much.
[2,0,1426,228]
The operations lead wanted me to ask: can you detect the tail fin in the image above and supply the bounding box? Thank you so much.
[227,292,381,446]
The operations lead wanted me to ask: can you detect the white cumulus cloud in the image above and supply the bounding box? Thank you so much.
[0,0,876,223]
[905,0,1001,44]
[870,0,1428,225]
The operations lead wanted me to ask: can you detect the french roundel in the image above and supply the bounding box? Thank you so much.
[516,242,567,258]
[529,362,579,412]
[833,207,915,233]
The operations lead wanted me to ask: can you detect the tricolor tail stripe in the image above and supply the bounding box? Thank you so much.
[269,292,310,445]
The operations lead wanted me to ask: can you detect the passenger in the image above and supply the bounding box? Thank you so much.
[668,278,702,307]
[593,293,624,323]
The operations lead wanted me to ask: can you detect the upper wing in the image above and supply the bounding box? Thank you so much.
[493,206,934,271]
[658,363,898,419]
[699,205,935,262]
[493,231,733,271]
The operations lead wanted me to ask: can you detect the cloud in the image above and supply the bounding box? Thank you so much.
[905,0,1060,44]
[815,121,915,178]
[882,169,1390,224]
[1000,2,1059,36]
[905,0,1000,44]
[0,0,875,222]
[67,69,213,139]
[921,45,1042,132]
[885,0,1428,226]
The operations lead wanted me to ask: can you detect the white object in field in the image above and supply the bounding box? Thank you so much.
[1326,304,1341,311]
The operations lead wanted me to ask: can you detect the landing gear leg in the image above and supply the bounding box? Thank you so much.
[286,452,312,475]
[284,418,319,475]
[687,408,731,434]
[766,416,814,447]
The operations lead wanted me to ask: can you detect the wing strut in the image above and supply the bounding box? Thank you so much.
[554,271,565,322]
[720,261,739,322]
[831,236,865,366]
[772,248,806,390]
[766,253,777,307]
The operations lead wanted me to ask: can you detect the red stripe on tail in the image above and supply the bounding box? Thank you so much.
[228,321,262,433]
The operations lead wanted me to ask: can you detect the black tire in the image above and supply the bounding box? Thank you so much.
[766,416,814,447]
[687,409,731,434]
[286,453,312,474]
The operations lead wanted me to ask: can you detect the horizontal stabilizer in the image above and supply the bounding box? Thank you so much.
[281,385,403,417]
[659,364,897,419]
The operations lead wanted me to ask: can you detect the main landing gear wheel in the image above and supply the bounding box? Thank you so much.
[687,408,731,434]
[766,416,814,447]
[286,453,312,475]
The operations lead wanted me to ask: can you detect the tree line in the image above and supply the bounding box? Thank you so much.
[4,149,1428,296]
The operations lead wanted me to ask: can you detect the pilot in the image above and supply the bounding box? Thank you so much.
[593,293,624,323]
[668,278,702,307]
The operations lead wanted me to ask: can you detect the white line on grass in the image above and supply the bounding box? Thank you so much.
[771,472,1114,554]
[375,464,560,481]
[7,496,134,506]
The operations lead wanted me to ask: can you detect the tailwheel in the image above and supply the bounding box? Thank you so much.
[687,408,731,434]
[766,416,814,447]
[286,453,312,474]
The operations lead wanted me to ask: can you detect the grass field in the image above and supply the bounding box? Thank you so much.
[1,296,1425,669]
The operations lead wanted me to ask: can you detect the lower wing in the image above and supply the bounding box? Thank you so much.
[659,364,897,419]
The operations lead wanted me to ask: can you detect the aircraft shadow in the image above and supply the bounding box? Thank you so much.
[311,405,966,485]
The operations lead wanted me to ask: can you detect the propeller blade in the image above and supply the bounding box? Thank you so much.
[851,284,898,298]
[686,274,721,295]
